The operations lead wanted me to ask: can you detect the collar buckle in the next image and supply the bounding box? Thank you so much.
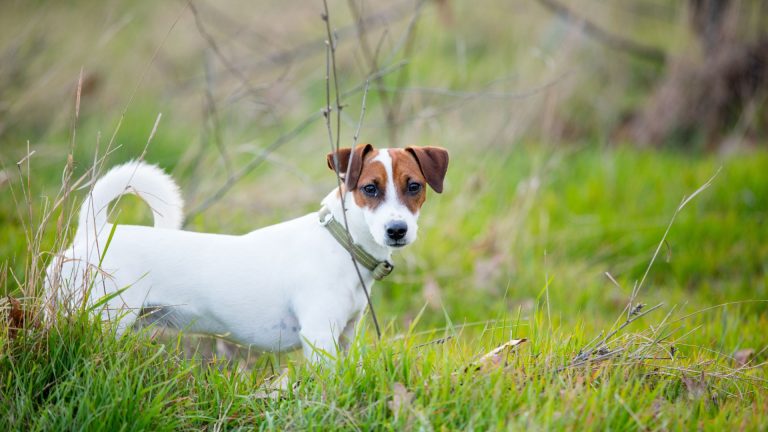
[372,261,394,280]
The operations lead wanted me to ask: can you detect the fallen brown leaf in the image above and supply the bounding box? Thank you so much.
[682,374,709,400]
[7,296,24,327]
[252,368,296,400]
[465,338,527,373]
[472,254,505,292]
[734,348,755,367]
[2,296,28,339]
[422,277,442,311]
[387,382,414,421]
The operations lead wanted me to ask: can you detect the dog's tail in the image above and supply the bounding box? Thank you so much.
[76,161,184,238]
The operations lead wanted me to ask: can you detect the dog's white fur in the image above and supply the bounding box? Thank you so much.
[45,151,431,362]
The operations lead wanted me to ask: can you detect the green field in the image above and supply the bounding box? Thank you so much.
[2,1,767,430]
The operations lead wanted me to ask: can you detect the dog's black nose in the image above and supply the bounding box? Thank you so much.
[386,221,408,240]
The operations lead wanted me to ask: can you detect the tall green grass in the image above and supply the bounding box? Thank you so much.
[2,145,767,430]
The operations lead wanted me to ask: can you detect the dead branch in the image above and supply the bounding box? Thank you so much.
[347,0,398,146]
[570,303,664,366]
[565,169,722,370]
[182,51,230,202]
[535,0,666,64]
[386,72,572,127]
[250,0,416,72]
[187,0,270,102]
[382,0,426,146]
[183,112,321,222]
[202,51,231,176]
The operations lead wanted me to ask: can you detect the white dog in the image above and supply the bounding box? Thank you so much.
[46,144,449,362]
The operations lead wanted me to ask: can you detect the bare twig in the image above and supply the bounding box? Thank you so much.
[570,303,664,366]
[389,72,572,127]
[323,0,381,340]
[202,50,232,176]
[413,335,453,350]
[183,51,233,201]
[250,0,416,72]
[347,0,399,147]
[183,57,405,221]
[341,60,408,98]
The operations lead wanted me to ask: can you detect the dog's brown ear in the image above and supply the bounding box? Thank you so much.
[327,148,352,174]
[405,146,449,193]
[326,144,374,189]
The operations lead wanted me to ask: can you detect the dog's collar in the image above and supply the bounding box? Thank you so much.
[318,206,394,281]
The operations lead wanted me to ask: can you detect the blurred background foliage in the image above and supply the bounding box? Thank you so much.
[2,3,768,428]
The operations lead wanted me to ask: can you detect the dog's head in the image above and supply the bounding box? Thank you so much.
[327,144,449,249]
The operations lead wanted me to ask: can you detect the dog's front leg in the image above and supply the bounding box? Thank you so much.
[339,311,363,352]
[297,314,345,364]
[299,327,341,364]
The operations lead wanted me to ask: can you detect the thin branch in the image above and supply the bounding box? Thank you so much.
[388,72,572,127]
[635,168,721,298]
[347,0,398,147]
[202,50,232,176]
[382,0,426,146]
[373,81,575,99]
[341,60,408,98]
[250,0,416,72]
[570,303,664,365]
[352,80,371,146]
[323,0,381,340]
[567,168,722,369]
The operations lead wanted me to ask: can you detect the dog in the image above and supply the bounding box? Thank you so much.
[46,144,449,362]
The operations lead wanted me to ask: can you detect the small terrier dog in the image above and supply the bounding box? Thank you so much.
[46,144,449,362]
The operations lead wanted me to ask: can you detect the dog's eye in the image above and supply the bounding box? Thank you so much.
[361,184,378,197]
[407,182,422,194]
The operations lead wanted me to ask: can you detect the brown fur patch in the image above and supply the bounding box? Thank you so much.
[351,149,387,209]
[390,149,428,213]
